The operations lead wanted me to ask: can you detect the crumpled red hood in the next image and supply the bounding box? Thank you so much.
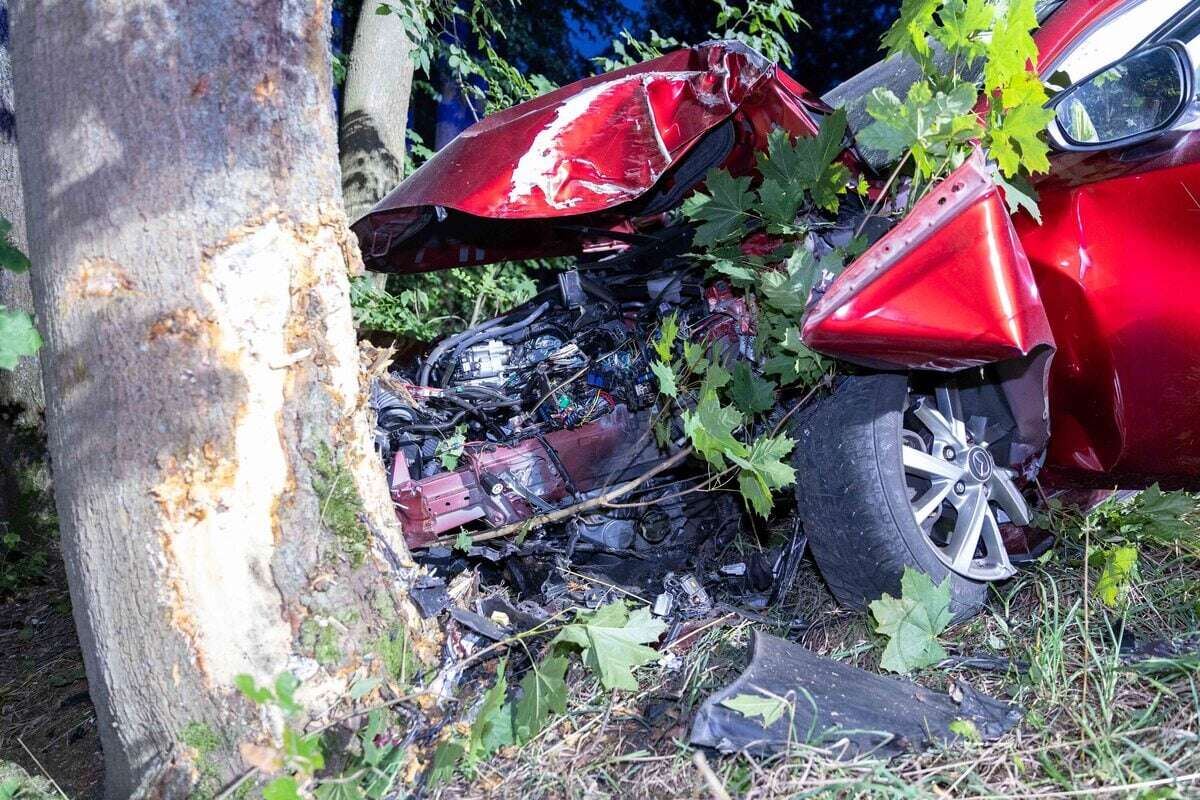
[353,40,828,273]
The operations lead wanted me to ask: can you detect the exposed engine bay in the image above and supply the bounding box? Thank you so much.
[371,226,762,566]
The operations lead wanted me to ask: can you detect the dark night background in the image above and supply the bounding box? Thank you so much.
[335,1,900,150]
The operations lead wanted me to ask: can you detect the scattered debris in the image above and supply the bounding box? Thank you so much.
[690,631,1022,757]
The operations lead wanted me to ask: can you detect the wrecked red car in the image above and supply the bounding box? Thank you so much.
[354,0,1200,618]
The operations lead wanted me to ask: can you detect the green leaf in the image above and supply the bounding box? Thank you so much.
[1134,484,1194,543]
[949,717,982,743]
[234,673,274,705]
[0,308,42,371]
[1096,545,1139,608]
[427,740,465,786]
[984,0,1039,95]
[702,361,732,393]
[263,777,301,800]
[869,567,953,674]
[987,101,1054,177]
[349,676,383,701]
[468,659,514,759]
[435,425,467,470]
[720,691,790,727]
[730,362,776,416]
[282,726,324,775]
[762,326,826,387]
[682,392,746,469]
[513,655,568,743]
[682,169,755,247]
[881,0,939,60]
[760,247,819,316]
[649,360,677,399]
[710,258,759,286]
[654,312,679,362]
[995,171,1042,223]
[0,219,29,273]
[756,110,850,214]
[551,602,665,691]
[932,0,994,62]
[274,672,302,717]
[728,433,796,516]
[453,529,473,554]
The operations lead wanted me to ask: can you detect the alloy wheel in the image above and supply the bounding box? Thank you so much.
[900,386,1030,581]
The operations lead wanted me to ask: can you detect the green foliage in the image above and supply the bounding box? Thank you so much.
[550,601,666,691]
[869,567,954,674]
[720,690,790,727]
[867,0,1055,215]
[0,435,57,595]
[949,717,982,743]
[434,425,467,470]
[0,761,56,800]
[0,217,40,373]
[1094,545,1139,608]
[310,442,369,567]
[512,655,569,742]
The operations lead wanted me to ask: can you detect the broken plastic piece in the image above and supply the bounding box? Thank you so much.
[690,631,1023,757]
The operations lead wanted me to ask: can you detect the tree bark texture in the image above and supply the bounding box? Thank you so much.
[0,0,43,418]
[339,2,416,224]
[11,2,414,797]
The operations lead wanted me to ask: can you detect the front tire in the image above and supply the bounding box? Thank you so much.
[793,373,1024,621]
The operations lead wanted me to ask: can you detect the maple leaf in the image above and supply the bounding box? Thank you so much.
[654,312,679,362]
[757,109,850,214]
[762,326,826,387]
[721,691,790,727]
[869,567,953,674]
[682,169,755,247]
[552,603,666,691]
[468,659,514,759]
[759,247,819,316]
[932,0,994,62]
[985,0,1039,94]
[987,101,1054,176]
[682,391,747,469]
[881,0,940,60]
[0,308,42,371]
[649,360,677,399]
[728,433,796,516]
[513,655,568,743]
[730,361,776,416]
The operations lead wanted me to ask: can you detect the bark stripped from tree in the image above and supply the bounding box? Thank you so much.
[12,2,414,797]
[339,4,416,224]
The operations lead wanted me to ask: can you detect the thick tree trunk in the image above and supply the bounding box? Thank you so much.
[0,0,42,419]
[11,2,413,797]
[339,2,416,225]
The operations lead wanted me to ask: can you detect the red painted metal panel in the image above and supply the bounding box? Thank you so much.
[802,151,1055,371]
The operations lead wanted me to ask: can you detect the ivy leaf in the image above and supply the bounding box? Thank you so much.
[720,691,790,727]
[649,360,677,399]
[0,308,42,371]
[682,391,747,469]
[869,567,953,674]
[551,602,666,691]
[654,312,679,362]
[513,655,568,743]
[730,361,776,415]
[1096,545,1138,608]
[728,433,796,516]
[682,169,755,247]
[0,219,29,273]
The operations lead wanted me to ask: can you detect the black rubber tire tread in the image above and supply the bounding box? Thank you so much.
[792,373,988,621]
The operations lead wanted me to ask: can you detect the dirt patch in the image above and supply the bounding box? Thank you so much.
[0,571,103,799]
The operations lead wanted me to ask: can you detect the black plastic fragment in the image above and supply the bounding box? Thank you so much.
[411,576,451,618]
[690,631,1022,758]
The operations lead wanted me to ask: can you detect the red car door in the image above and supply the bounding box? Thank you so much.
[1022,0,1200,486]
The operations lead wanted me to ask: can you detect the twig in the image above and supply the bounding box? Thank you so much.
[853,150,910,240]
[692,750,733,800]
[16,738,70,800]
[431,446,694,547]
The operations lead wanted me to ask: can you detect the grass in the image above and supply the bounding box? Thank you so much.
[433,498,1200,799]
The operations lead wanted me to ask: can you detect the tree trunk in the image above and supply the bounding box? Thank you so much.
[339,2,416,225]
[11,2,414,797]
[0,0,42,419]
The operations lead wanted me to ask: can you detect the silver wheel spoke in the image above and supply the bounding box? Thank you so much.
[903,445,964,481]
[945,487,987,573]
[912,481,953,524]
[988,469,1032,526]
[979,511,1016,578]
[935,386,967,442]
[913,400,959,445]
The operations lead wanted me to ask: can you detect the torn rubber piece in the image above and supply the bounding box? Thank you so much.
[690,631,1022,757]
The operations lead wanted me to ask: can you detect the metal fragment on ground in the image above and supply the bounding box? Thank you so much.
[690,631,1022,757]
